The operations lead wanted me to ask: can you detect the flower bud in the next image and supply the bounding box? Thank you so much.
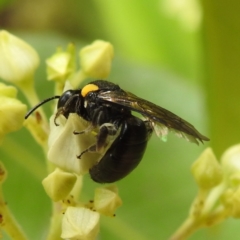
[191,148,223,190]
[0,83,17,98]
[94,185,122,217]
[221,144,240,186]
[221,187,240,218]
[80,40,114,79]
[46,44,76,83]
[42,168,77,202]
[0,83,27,143]
[0,30,39,83]
[61,207,100,240]
[229,188,240,218]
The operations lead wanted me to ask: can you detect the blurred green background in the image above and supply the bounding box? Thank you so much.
[1,0,240,239]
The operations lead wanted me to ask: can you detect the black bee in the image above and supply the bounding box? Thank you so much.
[25,80,209,183]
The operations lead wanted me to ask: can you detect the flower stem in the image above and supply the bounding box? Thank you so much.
[0,162,28,240]
[46,202,62,240]
[0,198,28,240]
[24,116,49,149]
[16,75,48,123]
[201,182,226,215]
[16,76,40,106]
[69,69,87,89]
[170,217,201,240]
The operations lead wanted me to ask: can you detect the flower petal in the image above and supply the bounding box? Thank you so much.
[61,207,100,240]
[48,113,100,175]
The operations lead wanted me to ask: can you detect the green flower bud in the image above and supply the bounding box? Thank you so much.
[221,144,240,185]
[0,83,27,143]
[221,187,240,218]
[42,168,77,202]
[80,40,114,79]
[0,83,17,98]
[46,44,76,83]
[61,207,100,240]
[191,148,223,190]
[94,185,122,217]
[0,30,39,83]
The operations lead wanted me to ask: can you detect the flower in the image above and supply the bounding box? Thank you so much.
[61,207,100,240]
[0,30,39,84]
[191,147,223,190]
[0,34,120,240]
[0,83,27,143]
[46,43,76,83]
[171,145,240,239]
[47,113,99,175]
[42,168,77,202]
[80,40,114,79]
[221,144,240,185]
[94,185,122,217]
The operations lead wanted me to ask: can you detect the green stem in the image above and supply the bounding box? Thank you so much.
[18,75,50,148]
[170,217,201,240]
[46,202,62,240]
[0,197,28,240]
[189,188,209,217]
[24,116,49,149]
[16,75,48,123]
[201,182,226,215]
[171,183,229,240]
[54,82,65,96]
[16,75,40,107]
[0,163,28,240]
[69,70,87,89]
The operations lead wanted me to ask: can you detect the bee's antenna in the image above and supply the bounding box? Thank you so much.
[25,96,60,119]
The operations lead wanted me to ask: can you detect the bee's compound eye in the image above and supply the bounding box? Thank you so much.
[57,90,79,108]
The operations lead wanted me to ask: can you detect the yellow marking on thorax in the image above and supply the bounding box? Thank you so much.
[81,84,99,97]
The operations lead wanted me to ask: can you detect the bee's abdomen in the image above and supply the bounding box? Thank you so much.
[89,116,152,183]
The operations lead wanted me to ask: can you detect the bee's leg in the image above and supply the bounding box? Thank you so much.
[144,120,154,138]
[77,123,118,159]
[73,125,94,135]
[74,107,106,135]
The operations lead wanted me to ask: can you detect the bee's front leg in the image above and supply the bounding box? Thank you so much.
[77,123,118,159]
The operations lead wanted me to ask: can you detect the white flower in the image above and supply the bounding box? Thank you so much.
[61,207,100,240]
[47,113,99,175]
[94,185,122,217]
[0,30,39,83]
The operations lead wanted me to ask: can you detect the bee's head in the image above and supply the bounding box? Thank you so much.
[24,89,80,120]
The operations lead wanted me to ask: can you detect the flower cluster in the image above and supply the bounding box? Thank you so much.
[1,30,240,240]
[171,145,240,240]
[0,30,120,240]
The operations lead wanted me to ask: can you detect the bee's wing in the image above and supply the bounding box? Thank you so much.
[98,91,209,144]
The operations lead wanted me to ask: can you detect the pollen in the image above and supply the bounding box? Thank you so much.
[81,84,99,97]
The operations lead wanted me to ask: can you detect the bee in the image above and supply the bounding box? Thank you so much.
[25,80,209,183]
